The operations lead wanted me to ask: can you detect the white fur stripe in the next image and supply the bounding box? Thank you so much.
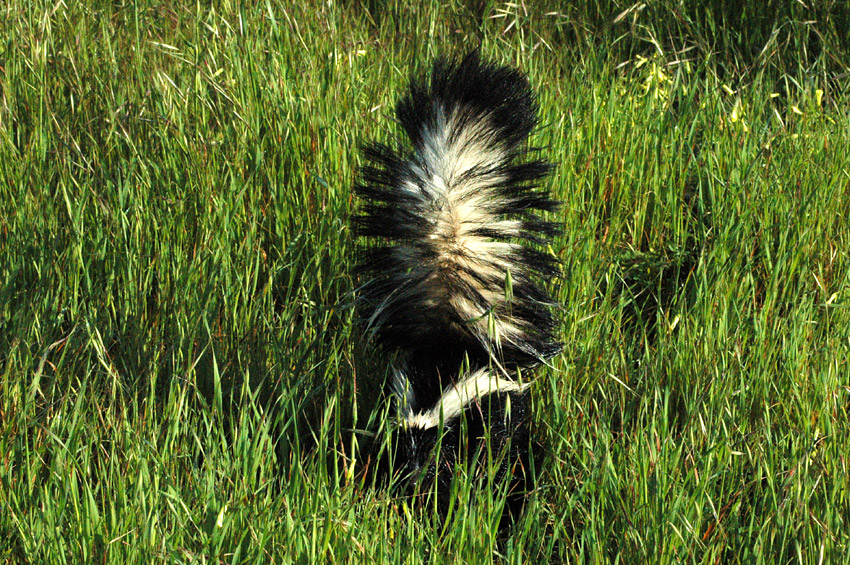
[402,106,531,352]
[394,367,526,430]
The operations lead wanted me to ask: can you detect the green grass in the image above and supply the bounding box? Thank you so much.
[2,0,849,562]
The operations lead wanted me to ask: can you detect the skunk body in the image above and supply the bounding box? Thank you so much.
[355,53,559,521]
[392,367,534,518]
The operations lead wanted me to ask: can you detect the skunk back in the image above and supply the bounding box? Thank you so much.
[355,53,560,368]
[392,367,535,521]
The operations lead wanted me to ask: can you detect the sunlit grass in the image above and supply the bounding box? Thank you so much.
[1,1,849,562]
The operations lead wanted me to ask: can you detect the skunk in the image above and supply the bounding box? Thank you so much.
[354,53,559,521]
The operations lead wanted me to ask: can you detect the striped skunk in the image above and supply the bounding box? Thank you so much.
[354,52,560,522]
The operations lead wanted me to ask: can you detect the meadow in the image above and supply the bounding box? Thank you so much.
[1,1,849,562]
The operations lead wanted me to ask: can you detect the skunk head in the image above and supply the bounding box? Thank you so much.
[392,367,532,510]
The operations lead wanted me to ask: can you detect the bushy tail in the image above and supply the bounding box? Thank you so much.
[355,53,560,367]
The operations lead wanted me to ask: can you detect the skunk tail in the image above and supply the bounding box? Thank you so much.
[355,53,560,368]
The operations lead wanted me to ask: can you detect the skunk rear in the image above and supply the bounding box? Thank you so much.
[355,54,560,371]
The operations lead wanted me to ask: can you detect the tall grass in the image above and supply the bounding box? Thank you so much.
[1,1,849,562]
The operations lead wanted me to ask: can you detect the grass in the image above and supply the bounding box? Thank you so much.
[1,0,849,562]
